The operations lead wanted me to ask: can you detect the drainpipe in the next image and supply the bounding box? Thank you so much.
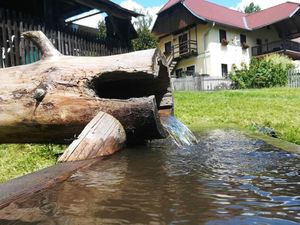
[203,22,215,75]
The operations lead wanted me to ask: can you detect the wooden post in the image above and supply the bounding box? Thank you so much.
[58,111,126,162]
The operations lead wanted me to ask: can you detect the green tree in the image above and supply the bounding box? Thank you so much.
[132,12,157,51]
[98,19,107,40]
[244,2,261,13]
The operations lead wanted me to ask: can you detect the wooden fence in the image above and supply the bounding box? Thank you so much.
[288,69,300,88]
[171,76,232,91]
[0,9,130,68]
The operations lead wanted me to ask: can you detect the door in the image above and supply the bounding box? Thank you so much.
[179,33,188,55]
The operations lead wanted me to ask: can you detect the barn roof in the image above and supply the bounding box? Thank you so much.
[0,0,141,20]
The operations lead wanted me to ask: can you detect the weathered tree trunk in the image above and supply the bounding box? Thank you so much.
[0,31,172,143]
[58,111,126,162]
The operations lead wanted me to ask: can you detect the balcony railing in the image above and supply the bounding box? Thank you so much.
[252,40,300,57]
[171,40,198,59]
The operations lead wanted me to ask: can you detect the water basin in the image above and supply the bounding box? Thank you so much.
[0,130,299,225]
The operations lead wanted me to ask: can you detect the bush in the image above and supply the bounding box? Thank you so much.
[229,54,295,89]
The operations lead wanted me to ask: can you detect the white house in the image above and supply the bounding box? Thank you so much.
[152,0,300,79]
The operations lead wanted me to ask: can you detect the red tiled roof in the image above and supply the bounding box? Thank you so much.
[246,2,300,29]
[183,0,246,29]
[158,0,300,30]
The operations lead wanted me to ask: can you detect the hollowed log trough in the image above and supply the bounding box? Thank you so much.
[0,31,173,148]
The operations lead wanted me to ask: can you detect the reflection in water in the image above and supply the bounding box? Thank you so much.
[161,116,198,147]
[0,130,299,225]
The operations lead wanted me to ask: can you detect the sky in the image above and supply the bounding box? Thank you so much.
[74,0,300,28]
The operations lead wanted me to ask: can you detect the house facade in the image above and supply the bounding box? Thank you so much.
[152,0,300,78]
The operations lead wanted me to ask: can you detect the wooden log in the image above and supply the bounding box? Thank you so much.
[58,111,126,162]
[0,31,171,143]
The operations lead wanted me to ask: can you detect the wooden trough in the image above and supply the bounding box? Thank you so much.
[0,31,173,162]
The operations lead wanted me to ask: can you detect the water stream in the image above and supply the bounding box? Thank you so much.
[0,130,299,225]
[161,116,198,147]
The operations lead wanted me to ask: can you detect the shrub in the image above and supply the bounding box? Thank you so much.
[229,54,295,89]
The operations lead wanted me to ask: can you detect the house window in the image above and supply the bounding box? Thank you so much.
[164,41,172,55]
[178,33,188,54]
[176,68,183,78]
[256,39,262,54]
[240,34,246,45]
[186,65,195,76]
[219,29,227,42]
[221,64,228,77]
[256,38,262,45]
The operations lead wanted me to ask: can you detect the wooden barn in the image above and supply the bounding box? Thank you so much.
[0,0,140,68]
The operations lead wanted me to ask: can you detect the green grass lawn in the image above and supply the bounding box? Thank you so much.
[0,87,299,183]
[174,87,300,145]
[0,144,64,182]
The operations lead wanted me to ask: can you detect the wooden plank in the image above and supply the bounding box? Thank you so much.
[57,30,61,53]
[37,24,42,60]
[0,46,2,69]
[33,23,38,62]
[0,159,100,210]
[13,19,20,65]
[1,9,8,68]
[19,21,25,65]
[67,33,72,56]
[28,21,34,64]
[61,32,65,55]
[74,33,78,56]
[58,111,126,162]
[7,10,15,67]
[23,20,29,64]
[0,10,3,68]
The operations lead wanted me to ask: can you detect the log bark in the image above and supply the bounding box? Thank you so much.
[58,111,126,162]
[0,31,171,143]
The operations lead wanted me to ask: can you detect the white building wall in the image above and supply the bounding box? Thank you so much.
[207,25,280,77]
[158,23,281,78]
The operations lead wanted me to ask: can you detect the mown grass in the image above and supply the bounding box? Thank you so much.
[0,144,64,183]
[174,87,300,145]
[0,87,299,183]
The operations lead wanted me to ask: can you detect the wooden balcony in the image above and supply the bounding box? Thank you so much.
[172,40,198,60]
[252,40,300,60]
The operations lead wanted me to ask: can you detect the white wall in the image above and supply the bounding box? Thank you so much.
[158,23,281,78]
[207,25,280,77]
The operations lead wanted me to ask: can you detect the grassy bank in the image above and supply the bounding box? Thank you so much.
[174,88,300,145]
[0,87,299,183]
[0,144,64,182]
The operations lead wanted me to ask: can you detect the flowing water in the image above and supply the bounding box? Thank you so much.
[0,130,299,225]
[161,116,198,147]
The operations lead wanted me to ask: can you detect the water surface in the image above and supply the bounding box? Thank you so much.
[0,130,299,225]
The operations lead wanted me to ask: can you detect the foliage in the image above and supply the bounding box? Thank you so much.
[98,20,107,40]
[229,54,295,89]
[244,2,261,13]
[132,28,157,51]
[174,88,300,145]
[132,12,157,51]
